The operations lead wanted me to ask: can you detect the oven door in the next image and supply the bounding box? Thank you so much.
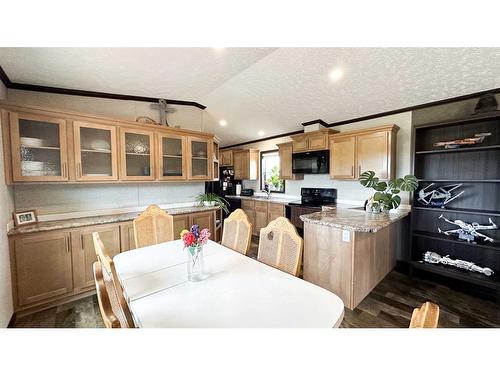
[286,204,322,236]
[292,150,329,174]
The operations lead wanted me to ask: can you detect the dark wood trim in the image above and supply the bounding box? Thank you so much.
[0,65,12,87]
[301,119,328,127]
[0,65,206,109]
[325,88,500,128]
[220,130,304,150]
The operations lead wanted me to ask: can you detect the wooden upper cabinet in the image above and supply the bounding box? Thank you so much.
[9,112,69,182]
[72,223,121,291]
[187,136,211,180]
[119,128,155,181]
[291,130,337,153]
[212,139,220,181]
[220,150,233,166]
[308,132,329,150]
[13,231,73,307]
[73,121,118,181]
[233,149,259,180]
[277,142,303,180]
[292,135,308,153]
[357,131,390,180]
[329,125,398,181]
[158,132,186,180]
[330,136,356,179]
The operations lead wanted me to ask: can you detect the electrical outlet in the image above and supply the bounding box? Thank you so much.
[342,230,350,242]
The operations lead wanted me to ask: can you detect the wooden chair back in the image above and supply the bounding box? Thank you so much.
[92,232,135,328]
[133,204,174,248]
[257,217,303,276]
[221,209,252,255]
[409,302,439,328]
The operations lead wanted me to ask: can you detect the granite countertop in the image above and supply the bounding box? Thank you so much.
[8,205,220,236]
[300,206,410,233]
[225,194,296,204]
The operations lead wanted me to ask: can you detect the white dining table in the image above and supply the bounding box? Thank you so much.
[113,240,344,328]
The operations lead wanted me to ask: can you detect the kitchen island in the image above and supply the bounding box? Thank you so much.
[300,207,409,310]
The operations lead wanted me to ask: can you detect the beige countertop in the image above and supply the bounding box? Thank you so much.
[300,206,410,233]
[8,205,220,236]
[225,194,296,204]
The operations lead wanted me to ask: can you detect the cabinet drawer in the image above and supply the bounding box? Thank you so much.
[268,202,285,216]
[241,199,255,210]
[254,201,268,211]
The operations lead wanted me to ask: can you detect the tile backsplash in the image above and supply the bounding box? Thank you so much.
[14,182,205,215]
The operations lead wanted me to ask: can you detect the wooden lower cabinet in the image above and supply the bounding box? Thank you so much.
[239,199,285,237]
[9,208,220,313]
[267,202,285,222]
[12,231,73,308]
[72,224,121,291]
[173,214,190,240]
[120,222,136,251]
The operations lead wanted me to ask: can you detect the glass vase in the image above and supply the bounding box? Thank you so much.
[187,244,205,282]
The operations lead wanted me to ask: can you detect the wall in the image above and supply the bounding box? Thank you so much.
[0,80,14,326]
[5,89,208,215]
[226,112,413,204]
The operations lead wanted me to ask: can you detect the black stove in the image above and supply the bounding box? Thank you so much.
[286,188,337,234]
[288,187,337,207]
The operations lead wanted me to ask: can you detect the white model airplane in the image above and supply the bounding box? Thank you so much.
[417,183,464,207]
[438,214,497,243]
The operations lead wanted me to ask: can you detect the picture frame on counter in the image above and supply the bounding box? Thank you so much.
[13,209,38,227]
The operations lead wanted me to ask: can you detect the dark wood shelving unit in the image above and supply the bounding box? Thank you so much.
[411,113,500,298]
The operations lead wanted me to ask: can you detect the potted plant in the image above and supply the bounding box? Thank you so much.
[359,170,418,213]
[195,192,230,214]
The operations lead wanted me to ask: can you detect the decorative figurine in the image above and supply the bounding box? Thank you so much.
[417,183,464,207]
[438,214,497,243]
[423,251,494,276]
[433,132,491,149]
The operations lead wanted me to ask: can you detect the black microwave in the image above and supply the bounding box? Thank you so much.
[292,150,329,174]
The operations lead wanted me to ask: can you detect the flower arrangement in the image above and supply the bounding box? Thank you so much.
[180,225,210,254]
[181,225,210,281]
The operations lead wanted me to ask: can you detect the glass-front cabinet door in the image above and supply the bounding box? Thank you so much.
[74,122,118,181]
[188,136,211,180]
[158,132,186,180]
[9,112,68,182]
[119,128,155,180]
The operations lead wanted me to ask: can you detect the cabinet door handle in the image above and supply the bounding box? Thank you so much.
[77,163,82,178]
[62,162,67,178]
[65,236,70,253]
[351,165,354,176]
[358,165,361,176]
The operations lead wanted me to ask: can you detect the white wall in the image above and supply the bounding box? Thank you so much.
[6,90,207,215]
[226,112,413,204]
[0,81,14,326]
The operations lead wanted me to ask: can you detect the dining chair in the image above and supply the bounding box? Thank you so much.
[221,209,252,255]
[133,204,173,248]
[409,301,439,328]
[93,232,135,328]
[257,217,303,276]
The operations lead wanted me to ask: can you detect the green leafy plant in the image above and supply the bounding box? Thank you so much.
[359,170,418,211]
[195,192,230,214]
[266,165,284,191]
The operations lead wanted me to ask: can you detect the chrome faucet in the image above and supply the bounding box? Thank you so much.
[262,185,271,199]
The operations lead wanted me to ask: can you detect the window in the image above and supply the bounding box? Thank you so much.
[260,150,285,193]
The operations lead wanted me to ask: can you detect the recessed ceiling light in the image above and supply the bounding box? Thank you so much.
[219,120,227,127]
[258,130,265,137]
[213,47,225,51]
[329,68,343,82]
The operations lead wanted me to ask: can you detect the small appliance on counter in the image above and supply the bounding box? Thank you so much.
[235,183,242,196]
[240,188,254,197]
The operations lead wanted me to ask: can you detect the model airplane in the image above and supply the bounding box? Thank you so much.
[438,214,497,243]
[433,132,491,149]
[417,183,464,207]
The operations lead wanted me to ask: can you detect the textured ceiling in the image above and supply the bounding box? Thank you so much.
[1,48,500,146]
